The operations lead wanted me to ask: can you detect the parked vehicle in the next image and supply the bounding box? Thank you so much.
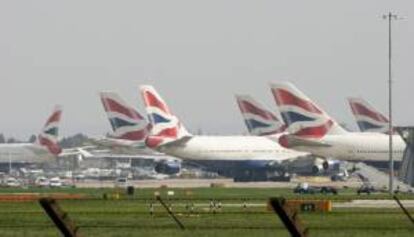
[294,183,338,195]
[49,177,62,188]
[114,177,128,188]
[357,185,376,195]
[5,177,20,187]
[35,177,50,187]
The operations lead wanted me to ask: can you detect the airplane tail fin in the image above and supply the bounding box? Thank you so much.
[37,105,63,155]
[270,82,347,138]
[140,85,191,148]
[348,97,389,133]
[100,92,149,142]
[235,94,285,136]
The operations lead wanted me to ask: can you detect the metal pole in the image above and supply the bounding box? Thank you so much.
[388,12,394,195]
[383,12,399,194]
[8,151,12,175]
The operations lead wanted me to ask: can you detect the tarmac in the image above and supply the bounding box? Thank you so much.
[74,177,363,188]
[334,199,414,208]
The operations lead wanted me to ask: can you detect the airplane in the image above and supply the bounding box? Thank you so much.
[140,85,310,181]
[270,82,405,169]
[98,92,150,148]
[97,91,181,175]
[348,97,389,133]
[235,94,341,174]
[0,106,62,168]
[235,94,286,136]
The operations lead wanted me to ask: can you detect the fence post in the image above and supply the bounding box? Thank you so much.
[39,198,81,237]
[393,195,414,225]
[268,197,308,237]
[156,196,185,230]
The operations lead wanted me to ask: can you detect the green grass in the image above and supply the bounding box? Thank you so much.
[0,187,413,236]
[1,186,414,200]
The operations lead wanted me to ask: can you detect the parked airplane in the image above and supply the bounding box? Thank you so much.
[99,92,150,148]
[235,94,341,174]
[98,92,180,175]
[348,97,389,133]
[270,82,405,169]
[140,85,310,181]
[0,106,62,168]
[235,94,285,136]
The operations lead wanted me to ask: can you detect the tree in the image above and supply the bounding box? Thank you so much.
[7,137,16,143]
[0,134,5,144]
[28,134,37,143]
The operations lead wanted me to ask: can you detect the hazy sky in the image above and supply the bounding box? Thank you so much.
[1,1,414,139]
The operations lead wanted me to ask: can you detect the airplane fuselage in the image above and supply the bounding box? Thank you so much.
[292,133,405,163]
[155,135,308,177]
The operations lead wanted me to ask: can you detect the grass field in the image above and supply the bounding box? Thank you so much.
[0,187,413,236]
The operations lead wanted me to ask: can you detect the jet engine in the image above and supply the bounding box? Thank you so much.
[311,158,342,174]
[311,158,325,174]
[154,160,181,175]
[322,159,341,173]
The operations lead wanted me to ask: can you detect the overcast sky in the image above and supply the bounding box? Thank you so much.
[0,1,413,139]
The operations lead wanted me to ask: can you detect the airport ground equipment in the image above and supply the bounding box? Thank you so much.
[39,198,80,237]
[268,197,308,237]
[155,195,185,230]
[393,195,414,226]
[396,127,414,187]
[353,162,413,192]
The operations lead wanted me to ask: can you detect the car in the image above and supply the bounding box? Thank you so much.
[49,177,62,188]
[35,177,50,187]
[114,177,129,188]
[357,185,376,195]
[319,186,338,195]
[5,177,20,187]
[294,183,338,195]
[294,183,317,194]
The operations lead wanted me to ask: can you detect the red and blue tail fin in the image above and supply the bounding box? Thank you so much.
[100,92,149,142]
[270,82,347,138]
[235,94,285,136]
[37,105,62,155]
[140,85,190,148]
[348,97,389,133]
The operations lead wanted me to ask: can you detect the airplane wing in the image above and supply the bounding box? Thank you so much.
[158,136,193,148]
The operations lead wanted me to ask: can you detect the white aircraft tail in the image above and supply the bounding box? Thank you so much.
[235,94,285,136]
[270,82,347,138]
[140,85,191,148]
[100,92,150,142]
[348,97,389,133]
[37,105,63,155]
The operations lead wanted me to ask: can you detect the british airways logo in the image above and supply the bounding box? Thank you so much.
[100,92,149,141]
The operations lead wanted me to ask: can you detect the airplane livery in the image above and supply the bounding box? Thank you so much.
[100,92,149,146]
[141,85,309,181]
[235,94,286,136]
[270,82,405,168]
[0,106,63,165]
[348,97,389,134]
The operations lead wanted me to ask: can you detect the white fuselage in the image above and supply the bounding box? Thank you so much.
[0,143,54,163]
[156,135,307,164]
[292,133,405,162]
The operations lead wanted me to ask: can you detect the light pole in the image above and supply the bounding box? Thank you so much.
[382,12,399,194]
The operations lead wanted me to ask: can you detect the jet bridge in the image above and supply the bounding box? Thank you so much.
[396,127,414,187]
